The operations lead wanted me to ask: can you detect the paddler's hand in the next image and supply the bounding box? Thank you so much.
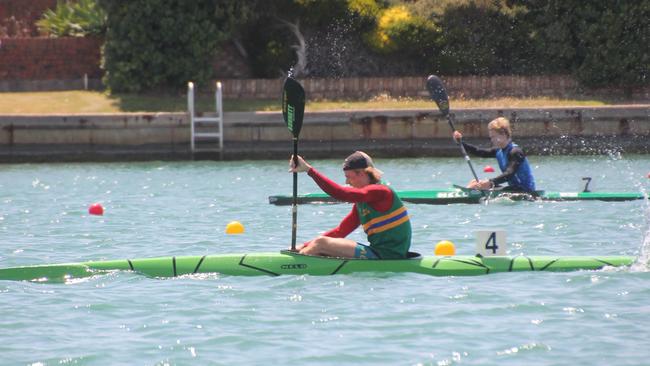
[468,179,494,190]
[290,241,310,253]
[453,130,463,142]
[289,155,312,173]
[295,241,310,250]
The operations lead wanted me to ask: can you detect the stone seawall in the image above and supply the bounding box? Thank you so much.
[0,106,648,163]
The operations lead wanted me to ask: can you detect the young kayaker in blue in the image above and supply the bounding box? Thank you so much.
[289,151,412,259]
[452,117,536,193]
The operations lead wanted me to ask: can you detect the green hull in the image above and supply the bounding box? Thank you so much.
[268,188,645,205]
[0,251,634,282]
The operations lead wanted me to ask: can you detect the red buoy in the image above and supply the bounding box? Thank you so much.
[88,203,104,216]
[483,165,495,173]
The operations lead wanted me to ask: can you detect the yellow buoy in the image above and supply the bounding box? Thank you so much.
[225,221,245,235]
[434,240,456,256]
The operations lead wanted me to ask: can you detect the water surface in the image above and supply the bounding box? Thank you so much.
[1,155,649,365]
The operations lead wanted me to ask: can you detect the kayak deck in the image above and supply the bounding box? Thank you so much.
[268,188,645,205]
[0,251,634,282]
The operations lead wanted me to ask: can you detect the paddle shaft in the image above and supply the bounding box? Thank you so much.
[282,75,304,252]
[426,75,482,186]
[291,138,298,251]
[447,116,481,183]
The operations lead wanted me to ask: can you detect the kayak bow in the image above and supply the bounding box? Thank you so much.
[0,251,634,282]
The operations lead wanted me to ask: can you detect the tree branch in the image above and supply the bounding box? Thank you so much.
[277,18,308,77]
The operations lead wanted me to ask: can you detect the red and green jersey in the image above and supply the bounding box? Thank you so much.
[356,186,411,259]
[307,168,412,258]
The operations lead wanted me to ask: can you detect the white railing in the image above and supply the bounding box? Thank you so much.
[188,81,223,156]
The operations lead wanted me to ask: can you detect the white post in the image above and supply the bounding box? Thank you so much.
[216,81,223,154]
[188,82,195,152]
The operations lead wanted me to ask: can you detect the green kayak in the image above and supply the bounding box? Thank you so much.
[268,187,645,205]
[0,251,634,282]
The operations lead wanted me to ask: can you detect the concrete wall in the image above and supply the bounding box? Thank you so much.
[0,113,190,162]
[1,105,648,162]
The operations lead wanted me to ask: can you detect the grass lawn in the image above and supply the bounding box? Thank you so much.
[0,90,637,114]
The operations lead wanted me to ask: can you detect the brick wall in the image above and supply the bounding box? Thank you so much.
[0,37,102,80]
[0,0,57,37]
[0,37,251,83]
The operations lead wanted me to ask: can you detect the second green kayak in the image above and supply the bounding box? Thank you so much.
[269,187,645,205]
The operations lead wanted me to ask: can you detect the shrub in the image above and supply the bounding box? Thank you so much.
[37,0,106,37]
[347,0,382,19]
[522,0,649,89]
[436,1,540,75]
[98,0,235,92]
[364,5,440,58]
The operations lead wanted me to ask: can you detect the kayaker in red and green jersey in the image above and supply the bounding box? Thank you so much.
[453,117,536,193]
[289,151,412,259]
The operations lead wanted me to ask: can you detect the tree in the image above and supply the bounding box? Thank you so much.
[522,0,649,88]
[434,1,540,75]
[98,0,242,92]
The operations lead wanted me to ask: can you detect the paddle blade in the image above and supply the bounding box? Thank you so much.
[426,75,450,116]
[282,76,305,137]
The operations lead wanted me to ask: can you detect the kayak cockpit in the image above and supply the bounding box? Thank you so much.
[279,250,422,260]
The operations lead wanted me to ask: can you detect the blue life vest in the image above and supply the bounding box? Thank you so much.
[495,142,536,192]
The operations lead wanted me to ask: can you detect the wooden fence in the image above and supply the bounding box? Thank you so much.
[217,75,580,100]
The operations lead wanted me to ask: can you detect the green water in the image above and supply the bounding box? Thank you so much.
[1,155,649,365]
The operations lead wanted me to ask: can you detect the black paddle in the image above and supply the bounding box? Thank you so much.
[282,70,305,251]
[426,75,482,185]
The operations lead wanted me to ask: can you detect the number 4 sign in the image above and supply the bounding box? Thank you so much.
[475,230,507,256]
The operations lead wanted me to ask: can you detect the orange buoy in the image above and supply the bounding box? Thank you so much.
[226,221,245,234]
[434,240,456,256]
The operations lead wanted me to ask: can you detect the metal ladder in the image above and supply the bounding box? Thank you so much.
[188,81,223,157]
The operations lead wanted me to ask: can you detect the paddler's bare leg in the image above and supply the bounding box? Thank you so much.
[299,236,356,258]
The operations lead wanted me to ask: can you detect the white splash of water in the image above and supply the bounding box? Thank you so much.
[630,200,650,272]
[630,159,650,272]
